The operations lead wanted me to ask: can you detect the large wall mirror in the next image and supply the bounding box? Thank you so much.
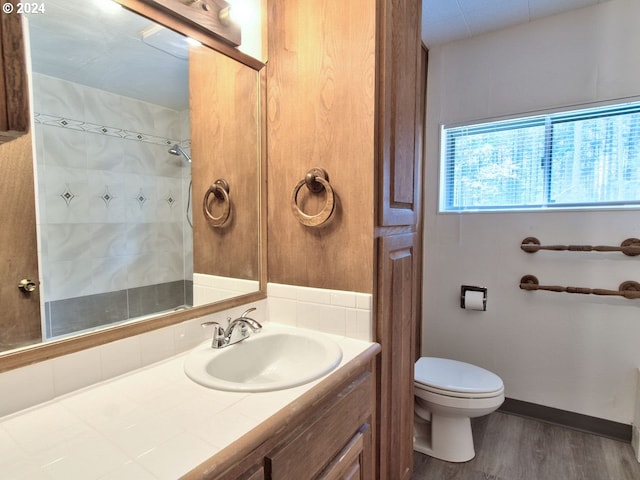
[0,0,265,370]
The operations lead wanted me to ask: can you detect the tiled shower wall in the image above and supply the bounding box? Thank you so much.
[32,73,193,338]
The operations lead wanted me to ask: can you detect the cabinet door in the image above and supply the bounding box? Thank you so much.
[266,372,373,479]
[377,232,418,480]
[217,463,265,480]
[377,0,423,227]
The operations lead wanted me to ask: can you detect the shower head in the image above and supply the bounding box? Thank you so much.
[169,143,192,163]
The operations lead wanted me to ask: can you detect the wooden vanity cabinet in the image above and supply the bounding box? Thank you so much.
[264,372,372,479]
[315,424,368,480]
[233,467,265,480]
[187,348,378,480]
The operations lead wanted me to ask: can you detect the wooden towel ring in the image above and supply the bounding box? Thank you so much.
[203,179,231,227]
[291,168,335,227]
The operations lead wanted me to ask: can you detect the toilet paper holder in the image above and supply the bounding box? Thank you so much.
[460,285,487,311]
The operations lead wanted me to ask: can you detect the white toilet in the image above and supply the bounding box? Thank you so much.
[414,357,504,463]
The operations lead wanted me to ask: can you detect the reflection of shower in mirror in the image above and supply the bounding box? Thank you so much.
[169,143,192,163]
[0,0,262,361]
[169,144,193,228]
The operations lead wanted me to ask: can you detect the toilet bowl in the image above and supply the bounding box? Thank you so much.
[414,357,504,463]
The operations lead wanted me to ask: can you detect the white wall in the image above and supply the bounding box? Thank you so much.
[231,0,264,61]
[423,0,640,424]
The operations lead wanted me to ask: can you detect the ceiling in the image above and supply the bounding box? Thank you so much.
[421,0,613,48]
[27,0,189,111]
[27,0,614,110]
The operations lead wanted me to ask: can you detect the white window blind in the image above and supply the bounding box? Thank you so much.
[440,102,640,212]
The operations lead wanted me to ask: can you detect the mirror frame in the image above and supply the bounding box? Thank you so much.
[0,0,267,372]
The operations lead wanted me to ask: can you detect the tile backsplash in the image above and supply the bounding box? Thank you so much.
[0,285,373,418]
[0,301,267,418]
[267,283,372,341]
[193,274,260,306]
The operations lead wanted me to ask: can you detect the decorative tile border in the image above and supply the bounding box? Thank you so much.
[36,112,190,214]
[60,184,75,206]
[134,188,148,208]
[101,186,114,207]
[34,112,183,148]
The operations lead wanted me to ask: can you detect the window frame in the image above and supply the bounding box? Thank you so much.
[439,100,640,213]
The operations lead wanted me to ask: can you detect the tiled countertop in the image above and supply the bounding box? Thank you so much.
[0,324,375,480]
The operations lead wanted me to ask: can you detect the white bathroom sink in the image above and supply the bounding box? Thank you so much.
[184,325,343,392]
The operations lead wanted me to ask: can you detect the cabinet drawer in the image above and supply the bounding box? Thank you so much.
[317,425,368,480]
[266,372,372,479]
[219,464,264,480]
[244,467,265,480]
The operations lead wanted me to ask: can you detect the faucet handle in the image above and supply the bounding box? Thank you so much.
[237,308,261,332]
[201,321,226,348]
[201,320,222,329]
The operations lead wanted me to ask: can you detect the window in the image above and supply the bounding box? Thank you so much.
[440,101,640,212]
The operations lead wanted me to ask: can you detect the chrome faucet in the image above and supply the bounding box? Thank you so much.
[200,321,226,348]
[201,307,262,349]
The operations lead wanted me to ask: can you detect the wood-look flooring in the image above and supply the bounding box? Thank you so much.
[411,412,640,480]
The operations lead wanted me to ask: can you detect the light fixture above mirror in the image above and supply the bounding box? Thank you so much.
[141,0,241,46]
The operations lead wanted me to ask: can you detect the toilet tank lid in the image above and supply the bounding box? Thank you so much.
[415,357,503,394]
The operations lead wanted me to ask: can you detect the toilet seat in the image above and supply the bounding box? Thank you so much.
[415,357,503,399]
[415,382,503,399]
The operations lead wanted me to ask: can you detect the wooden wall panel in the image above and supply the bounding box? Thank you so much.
[266,0,376,293]
[190,46,260,280]
[267,2,423,479]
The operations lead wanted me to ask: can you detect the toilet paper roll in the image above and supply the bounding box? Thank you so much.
[463,290,485,310]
